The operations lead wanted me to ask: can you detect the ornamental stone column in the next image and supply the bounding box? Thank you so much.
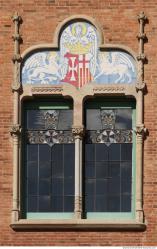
[72,126,85,219]
[11,12,22,222]
[135,11,147,223]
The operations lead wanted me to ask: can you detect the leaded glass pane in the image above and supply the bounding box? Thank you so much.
[86,108,132,130]
[26,110,73,130]
[85,107,133,213]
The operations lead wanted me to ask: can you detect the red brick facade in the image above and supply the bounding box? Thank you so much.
[0,0,157,246]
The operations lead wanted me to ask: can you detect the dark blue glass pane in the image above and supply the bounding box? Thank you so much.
[52,144,63,162]
[85,144,95,161]
[64,144,75,178]
[85,196,94,212]
[27,110,45,130]
[64,179,74,195]
[27,196,38,212]
[121,161,132,180]
[27,145,38,161]
[109,161,120,177]
[51,178,63,196]
[96,144,108,161]
[39,161,51,178]
[85,162,95,178]
[96,162,108,178]
[108,196,120,212]
[58,110,73,130]
[27,161,38,178]
[121,144,132,160]
[52,197,63,212]
[39,178,51,195]
[27,178,38,195]
[39,196,51,212]
[121,180,132,195]
[109,144,120,161]
[86,109,102,130]
[96,195,107,212]
[52,162,63,178]
[115,109,132,129]
[64,196,74,212]
[85,179,95,195]
[39,144,51,161]
[52,145,63,178]
[121,194,131,212]
[96,179,108,195]
[108,178,120,196]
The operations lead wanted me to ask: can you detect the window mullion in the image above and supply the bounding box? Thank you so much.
[72,126,84,219]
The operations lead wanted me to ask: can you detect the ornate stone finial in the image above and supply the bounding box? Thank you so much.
[12,12,22,23]
[72,126,85,139]
[10,124,22,137]
[138,12,147,22]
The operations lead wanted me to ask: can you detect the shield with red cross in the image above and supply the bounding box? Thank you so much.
[61,52,92,88]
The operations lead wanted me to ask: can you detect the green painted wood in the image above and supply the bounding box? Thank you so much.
[27,212,74,219]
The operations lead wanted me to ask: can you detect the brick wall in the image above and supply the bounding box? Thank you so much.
[0,0,157,245]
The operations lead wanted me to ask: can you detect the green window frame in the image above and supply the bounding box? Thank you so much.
[83,98,136,220]
[21,99,75,219]
[21,98,136,221]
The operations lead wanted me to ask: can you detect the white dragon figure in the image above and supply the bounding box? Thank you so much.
[95,52,136,83]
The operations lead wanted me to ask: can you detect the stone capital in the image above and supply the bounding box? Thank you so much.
[135,124,147,137]
[10,124,22,137]
[72,126,85,139]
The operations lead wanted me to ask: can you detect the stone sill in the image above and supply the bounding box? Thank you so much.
[10,219,146,231]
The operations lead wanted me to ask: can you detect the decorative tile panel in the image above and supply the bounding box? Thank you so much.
[22,22,137,88]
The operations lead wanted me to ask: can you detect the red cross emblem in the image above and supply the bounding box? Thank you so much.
[62,52,92,88]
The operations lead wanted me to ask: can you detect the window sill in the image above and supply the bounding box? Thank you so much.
[10,219,146,231]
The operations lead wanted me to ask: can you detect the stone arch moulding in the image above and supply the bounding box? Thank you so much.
[10,12,147,230]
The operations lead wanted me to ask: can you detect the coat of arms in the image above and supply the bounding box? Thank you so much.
[60,22,98,88]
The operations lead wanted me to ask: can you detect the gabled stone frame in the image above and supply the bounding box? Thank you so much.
[10,13,147,230]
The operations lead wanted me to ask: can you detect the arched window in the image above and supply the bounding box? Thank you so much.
[11,15,146,230]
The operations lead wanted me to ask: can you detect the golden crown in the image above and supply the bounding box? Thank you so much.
[65,42,92,55]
